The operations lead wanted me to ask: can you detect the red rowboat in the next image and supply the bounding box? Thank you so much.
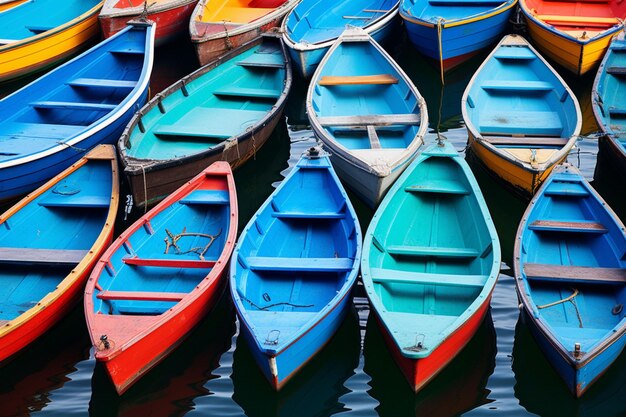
[84,161,237,395]
[100,0,199,43]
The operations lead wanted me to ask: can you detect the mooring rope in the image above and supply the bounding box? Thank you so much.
[537,288,583,327]
[163,227,222,260]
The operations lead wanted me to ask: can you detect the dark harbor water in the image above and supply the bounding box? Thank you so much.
[1,24,625,417]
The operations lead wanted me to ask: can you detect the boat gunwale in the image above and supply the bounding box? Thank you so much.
[100,0,197,18]
[281,1,399,52]
[399,0,517,28]
[0,145,119,337]
[229,154,362,357]
[360,142,501,360]
[0,21,155,170]
[84,161,238,362]
[306,29,428,178]
[513,164,626,376]
[118,34,292,175]
[461,34,582,173]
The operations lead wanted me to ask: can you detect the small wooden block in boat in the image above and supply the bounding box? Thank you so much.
[370,267,486,287]
[317,113,421,127]
[96,291,187,301]
[122,257,217,268]
[529,220,608,233]
[404,179,469,195]
[366,126,382,149]
[387,245,479,258]
[482,136,569,146]
[179,190,229,205]
[318,74,398,86]
[0,247,88,265]
[246,257,354,272]
[0,320,9,326]
[524,263,626,284]
[607,67,626,76]
[535,14,619,26]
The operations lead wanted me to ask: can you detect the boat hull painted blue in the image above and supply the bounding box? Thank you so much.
[0,22,154,202]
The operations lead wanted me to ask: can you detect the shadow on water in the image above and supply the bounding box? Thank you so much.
[364,312,497,417]
[513,314,626,417]
[0,306,90,416]
[231,307,361,417]
[89,292,236,417]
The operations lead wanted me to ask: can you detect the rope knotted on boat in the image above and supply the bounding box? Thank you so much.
[163,227,222,260]
[537,288,583,328]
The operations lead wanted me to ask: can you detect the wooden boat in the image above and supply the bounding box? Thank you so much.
[400,0,516,72]
[361,140,501,392]
[119,35,291,209]
[100,0,198,44]
[0,145,118,362]
[189,0,297,65]
[519,0,626,75]
[592,32,626,179]
[513,163,626,397]
[0,0,103,82]
[230,148,361,390]
[0,21,155,203]
[85,161,238,395]
[0,0,26,12]
[281,0,399,78]
[307,28,427,208]
[461,35,581,198]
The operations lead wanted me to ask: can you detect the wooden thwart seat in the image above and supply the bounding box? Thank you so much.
[96,290,186,301]
[544,181,589,197]
[31,101,116,112]
[67,78,137,90]
[236,52,284,68]
[481,80,554,92]
[246,256,353,272]
[0,247,88,266]
[529,220,607,233]
[482,136,569,146]
[179,190,229,205]
[367,126,382,149]
[387,245,479,259]
[319,74,398,86]
[536,14,619,27]
[122,257,216,268]
[524,263,626,284]
[404,179,469,195]
[272,211,345,219]
[213,86,281,99]
[38,193,111,208]
[109,47,144,55]
[317,113,421,127]
[371,267,486,287]
[607,67,626,76]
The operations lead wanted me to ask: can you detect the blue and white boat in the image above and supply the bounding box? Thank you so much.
[400,0,517,71]
[230,148,361,390]
[514,163,626,397]
[307,28,427,207]
[281,0,398,78]
[0,20,154,202]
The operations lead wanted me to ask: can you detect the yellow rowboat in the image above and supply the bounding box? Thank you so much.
[519,0,626,76]
[462,35,582,197]
[0,0,102,83]
[190,0,298,65]
[0,145,118,362]
[0,0,27,12]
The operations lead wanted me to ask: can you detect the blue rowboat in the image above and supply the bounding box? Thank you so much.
[307,28,427,208]
[593,32,626,179]
[400,0,516,71]
[281,0,398,78]
[230,148,361,390]
[0,21,155,203]
[119,34,291,209]
[514,163,626,397]
[0,145,118,362]
[462,34,581,197]
[361,140,500,392]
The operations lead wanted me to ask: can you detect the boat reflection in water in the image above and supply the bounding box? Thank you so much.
[89,293,235,416]
[0,307,90,416]
[513,315,626,416]
[232,308,360,417]
[364,311,496,417]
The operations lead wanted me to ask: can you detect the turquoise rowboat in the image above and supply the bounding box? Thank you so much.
[361,140,500,392]
[307,28,428,208]
[119,35,292,209]
[514,164,626,397]
[592,32,626,181]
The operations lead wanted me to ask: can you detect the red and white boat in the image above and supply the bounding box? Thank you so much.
[100,0,199,43]
[84,161,237,395]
